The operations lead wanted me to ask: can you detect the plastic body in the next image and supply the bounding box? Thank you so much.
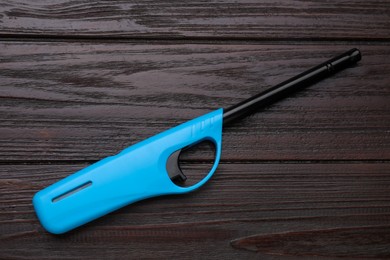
[33,109,223,234]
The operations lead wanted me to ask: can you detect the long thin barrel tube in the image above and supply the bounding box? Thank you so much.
[223,48,361,125]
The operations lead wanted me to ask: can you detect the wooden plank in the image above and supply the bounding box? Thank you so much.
[1,163,390,259]
[1,43,389,162]
[231,226,390,258]
[1,1,390,40]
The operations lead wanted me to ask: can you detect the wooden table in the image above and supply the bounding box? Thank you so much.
[1,1,389,259]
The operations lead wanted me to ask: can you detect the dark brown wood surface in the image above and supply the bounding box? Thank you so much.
[1,0,390,40]
[1,1,390,259]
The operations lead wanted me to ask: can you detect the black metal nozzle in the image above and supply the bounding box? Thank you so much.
[223,48,361,125]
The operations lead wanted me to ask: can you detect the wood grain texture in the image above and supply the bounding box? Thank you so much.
[1,1,390,258]
[1,163,390,259]
[1,43,389,162]
[231,226,390,258]
[1,0,390,40]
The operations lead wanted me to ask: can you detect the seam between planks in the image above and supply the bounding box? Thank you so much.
[0,160,389,166]
[1,34,390,45]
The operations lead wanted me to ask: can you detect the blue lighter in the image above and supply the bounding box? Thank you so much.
[33,49,361,234]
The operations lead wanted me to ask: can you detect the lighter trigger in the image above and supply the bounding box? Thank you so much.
[166,149,187,182]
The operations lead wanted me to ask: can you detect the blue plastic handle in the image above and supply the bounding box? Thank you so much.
[33,109,223,234]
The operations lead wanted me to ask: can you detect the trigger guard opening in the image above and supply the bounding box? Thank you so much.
[167,138,221,193]
[166,149,187,183]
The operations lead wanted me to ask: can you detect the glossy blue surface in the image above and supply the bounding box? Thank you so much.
[33,109,223,234]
